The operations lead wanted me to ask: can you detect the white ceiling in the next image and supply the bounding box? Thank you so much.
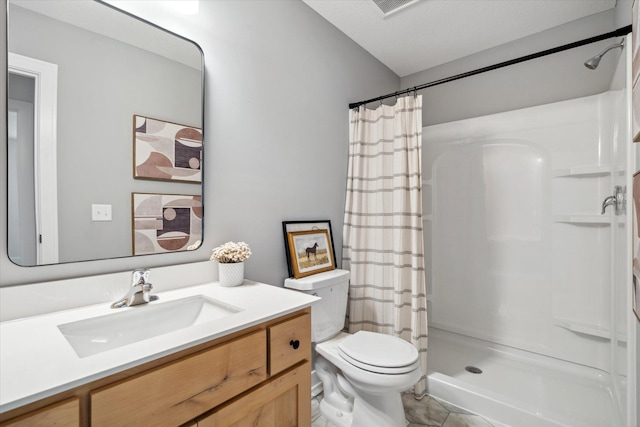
[303,0,617,77]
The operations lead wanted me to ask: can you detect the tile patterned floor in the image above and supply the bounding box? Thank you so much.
[312,392,504,427]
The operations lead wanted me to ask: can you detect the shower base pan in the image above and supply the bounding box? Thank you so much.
[426,327,618,427]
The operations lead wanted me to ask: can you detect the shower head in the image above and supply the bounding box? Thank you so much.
[584,38,625,70]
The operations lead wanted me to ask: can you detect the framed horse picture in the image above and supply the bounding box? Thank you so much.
[286,229,335,279]
[282,220,337,277]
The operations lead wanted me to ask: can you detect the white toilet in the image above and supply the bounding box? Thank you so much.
[284,269,421,427]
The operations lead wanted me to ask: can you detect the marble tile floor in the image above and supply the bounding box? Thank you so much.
[311,392,506,427]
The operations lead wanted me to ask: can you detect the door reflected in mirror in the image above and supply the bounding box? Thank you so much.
[7,0,204,266]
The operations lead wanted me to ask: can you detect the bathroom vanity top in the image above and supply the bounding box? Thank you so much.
[0,280,318,413]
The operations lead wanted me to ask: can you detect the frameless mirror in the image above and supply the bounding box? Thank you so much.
[7,0,204,266]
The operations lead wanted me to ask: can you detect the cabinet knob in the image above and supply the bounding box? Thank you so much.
[289,339,300,350]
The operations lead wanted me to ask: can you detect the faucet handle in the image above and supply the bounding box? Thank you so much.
[601,186,626,215]
[132,268,150,286]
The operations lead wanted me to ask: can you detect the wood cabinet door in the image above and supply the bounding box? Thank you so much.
[197,361,311,427]
[91,330,267,427]
[0,397,79,427]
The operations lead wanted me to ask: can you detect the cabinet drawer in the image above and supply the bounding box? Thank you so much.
[0,397,79,427]
[91,330,267,427]
[197,361,311,427]
[268,313,310,376]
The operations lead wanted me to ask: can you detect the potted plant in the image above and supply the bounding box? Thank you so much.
[211,241,252,287]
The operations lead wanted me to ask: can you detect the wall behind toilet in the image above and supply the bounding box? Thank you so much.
[0,1,399,287]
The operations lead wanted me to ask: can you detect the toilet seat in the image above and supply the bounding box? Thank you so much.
[316,331,423,397]
[337,331,419,374]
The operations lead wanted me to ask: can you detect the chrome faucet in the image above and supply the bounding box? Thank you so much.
[601,185,626,215]
[601,195,616,214]
[111,268,159,308]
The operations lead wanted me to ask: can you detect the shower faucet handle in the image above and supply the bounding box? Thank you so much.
[601,185,626,215]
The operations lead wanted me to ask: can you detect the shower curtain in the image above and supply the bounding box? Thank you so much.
[343,95,428,398]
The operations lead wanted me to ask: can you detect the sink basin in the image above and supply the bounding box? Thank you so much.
[58,295,242,358]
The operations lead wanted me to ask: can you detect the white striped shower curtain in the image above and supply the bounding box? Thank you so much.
[342,95,428,398]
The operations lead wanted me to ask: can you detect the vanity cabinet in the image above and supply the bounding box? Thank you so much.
[0,308,311,427]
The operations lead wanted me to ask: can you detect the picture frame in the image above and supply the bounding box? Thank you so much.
[133,115,202,182]
[633,0,640,87]
[286,229,335,279]
[633,0,640,141]
[633,171,640,321]
[633,78,640,142]
[132,192,202,255]
[282,220,336,277]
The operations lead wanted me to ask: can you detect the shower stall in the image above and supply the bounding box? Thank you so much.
[422,36,635,426]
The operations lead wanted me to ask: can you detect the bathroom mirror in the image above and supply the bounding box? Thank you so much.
[6,0,204,266]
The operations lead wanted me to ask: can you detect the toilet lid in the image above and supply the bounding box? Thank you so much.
[337,331,419,374]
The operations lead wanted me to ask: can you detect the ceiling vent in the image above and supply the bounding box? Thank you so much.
[372,0,420,17]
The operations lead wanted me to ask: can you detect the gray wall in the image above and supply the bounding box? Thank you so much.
[0,1,399,286]
[8,5,202,263]
[401,8,630,126]
[7,73,32,102]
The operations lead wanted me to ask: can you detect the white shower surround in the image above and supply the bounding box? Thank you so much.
[422,48,634,425]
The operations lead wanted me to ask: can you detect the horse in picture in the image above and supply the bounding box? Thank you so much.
[306,242,319,260]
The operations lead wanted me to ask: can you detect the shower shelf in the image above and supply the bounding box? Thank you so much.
[552,165,611,177]
[553,215,626,224]
[554,317,626,342]
[553,214,612,224]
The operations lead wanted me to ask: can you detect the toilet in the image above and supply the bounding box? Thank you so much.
[284,269,421,427]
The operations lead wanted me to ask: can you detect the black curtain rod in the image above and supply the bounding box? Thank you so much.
[349,25,632,110]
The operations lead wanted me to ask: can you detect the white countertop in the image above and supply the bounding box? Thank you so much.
[0,280,318,413]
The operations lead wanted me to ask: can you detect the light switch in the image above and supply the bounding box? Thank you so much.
[92,204,112,221]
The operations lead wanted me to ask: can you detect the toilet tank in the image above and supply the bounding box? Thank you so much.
[284,269,350,343]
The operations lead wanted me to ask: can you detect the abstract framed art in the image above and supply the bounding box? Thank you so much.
[133,115,202,182]
[132,192,202,255]
[286,229,335,279]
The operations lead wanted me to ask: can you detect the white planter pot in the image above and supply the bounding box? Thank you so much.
[218,262,245,287]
